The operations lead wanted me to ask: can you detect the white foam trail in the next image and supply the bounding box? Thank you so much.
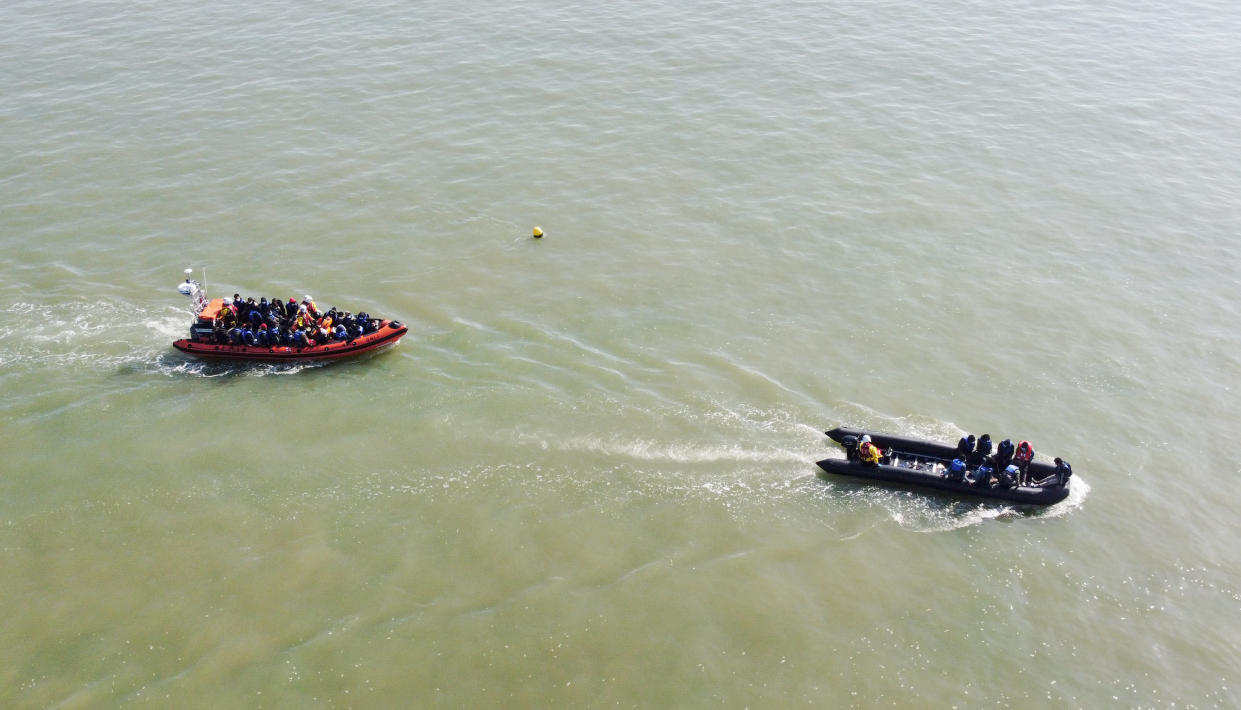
[0,300,329,377]
[1037,475,1091,518]
[522,432,808,465]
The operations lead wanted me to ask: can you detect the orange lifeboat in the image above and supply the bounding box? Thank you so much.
[172,276,407,362]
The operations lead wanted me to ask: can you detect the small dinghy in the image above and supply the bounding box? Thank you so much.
[817,426,1071,506]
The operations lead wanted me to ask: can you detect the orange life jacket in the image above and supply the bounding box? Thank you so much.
[1014,440,1033,463]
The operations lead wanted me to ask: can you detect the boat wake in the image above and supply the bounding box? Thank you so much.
[526,432,809,466]
[141,352,329,377]
[0,300,331,378]
[900,474,1088,531]
[508,398,1090,532]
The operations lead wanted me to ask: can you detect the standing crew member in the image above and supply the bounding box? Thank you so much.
[215,299,238,331]
[1013,440,1034,485]
[858,435,883,466]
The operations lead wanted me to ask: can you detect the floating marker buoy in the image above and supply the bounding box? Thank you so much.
[532,226,543,238]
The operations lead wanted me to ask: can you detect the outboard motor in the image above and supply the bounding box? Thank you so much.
[841,435,859,462]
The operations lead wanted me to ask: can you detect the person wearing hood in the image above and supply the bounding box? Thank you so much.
[971,434,993,466]
[995,438,1016,471]
[957,434,976,460]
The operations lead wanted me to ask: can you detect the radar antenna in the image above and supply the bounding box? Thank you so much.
[176,267,208,315]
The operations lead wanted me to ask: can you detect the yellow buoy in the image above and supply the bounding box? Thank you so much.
[532,226,543,238]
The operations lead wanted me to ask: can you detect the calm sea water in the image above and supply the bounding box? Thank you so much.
[3,0,1241,707]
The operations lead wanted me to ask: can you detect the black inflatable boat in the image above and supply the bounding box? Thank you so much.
[817,427,1071,506]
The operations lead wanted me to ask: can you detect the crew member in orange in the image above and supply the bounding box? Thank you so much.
[858,435,883,466]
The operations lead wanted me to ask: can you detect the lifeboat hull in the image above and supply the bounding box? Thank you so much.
[173,320,408,361]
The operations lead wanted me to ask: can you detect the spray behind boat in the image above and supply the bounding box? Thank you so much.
[176,267,208,316]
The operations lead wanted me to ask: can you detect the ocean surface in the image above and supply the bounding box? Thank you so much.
[3,0,1241,707]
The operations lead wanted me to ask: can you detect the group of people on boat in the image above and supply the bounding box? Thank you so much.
[209,294,383,348]
[855,433,1072,489]
[948,433,1070,489]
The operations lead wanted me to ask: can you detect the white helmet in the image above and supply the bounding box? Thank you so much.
[860,435,871,444]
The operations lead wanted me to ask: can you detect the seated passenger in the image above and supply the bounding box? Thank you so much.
[333,324,348,340]
[858,435,882,466]
[956,434,976,459]
[946,457,968,482]
[1032,457,1073,488]
[1054,457,1072,486]
[997,464,1019,488]
[968,463,993,488]
[971,434,993,466]
[343,313,361,338]
[995,438,1015,471]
